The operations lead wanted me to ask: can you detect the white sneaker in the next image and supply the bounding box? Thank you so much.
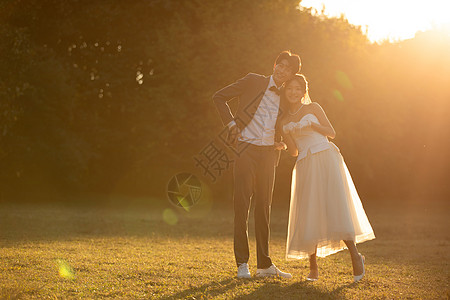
[237,263,251,279]
[256,264,292,278]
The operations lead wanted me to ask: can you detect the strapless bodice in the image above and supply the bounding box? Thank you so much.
[284,114,339,161]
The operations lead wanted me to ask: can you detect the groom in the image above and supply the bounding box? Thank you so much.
[213,51,301,278]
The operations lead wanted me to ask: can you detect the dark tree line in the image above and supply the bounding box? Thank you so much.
[1,0,449,203]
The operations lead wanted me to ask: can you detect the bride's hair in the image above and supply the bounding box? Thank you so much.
[283,74,312,105]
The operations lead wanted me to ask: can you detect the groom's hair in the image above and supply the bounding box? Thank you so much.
[274,51,301,73]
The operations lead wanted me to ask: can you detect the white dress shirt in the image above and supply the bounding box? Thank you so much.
[228,76,280,146]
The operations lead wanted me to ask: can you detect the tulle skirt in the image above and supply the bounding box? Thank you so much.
[286,144,375,260]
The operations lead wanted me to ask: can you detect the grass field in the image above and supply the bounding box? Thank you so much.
[0,199,448,299]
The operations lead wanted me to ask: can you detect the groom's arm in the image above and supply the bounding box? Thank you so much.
[212,73,253,127]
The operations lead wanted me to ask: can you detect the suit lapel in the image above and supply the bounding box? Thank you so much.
[261,75,271,91]
[244,76,271,119]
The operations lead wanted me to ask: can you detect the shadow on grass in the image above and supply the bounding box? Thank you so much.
[236,280,358,300]
[158,278,239,300]
[158,277,358,300]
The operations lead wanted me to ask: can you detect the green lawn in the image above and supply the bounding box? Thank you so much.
[0,199,448,299]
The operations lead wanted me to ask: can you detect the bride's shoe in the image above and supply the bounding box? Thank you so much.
[353,254,365,282]
[306,268,319,281]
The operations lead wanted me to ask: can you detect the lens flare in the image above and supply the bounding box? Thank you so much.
[176,196,191,212]
[167,173,202,210]
[333,89,345,102]
[162,208,178,225]
[56,259,75,280]
[335,71,353,90]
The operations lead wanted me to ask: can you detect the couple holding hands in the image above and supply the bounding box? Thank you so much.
[213,51,375,282]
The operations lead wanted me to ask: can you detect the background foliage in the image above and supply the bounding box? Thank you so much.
[1,0,449,204]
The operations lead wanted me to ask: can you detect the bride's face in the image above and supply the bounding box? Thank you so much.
[285,79,305,104]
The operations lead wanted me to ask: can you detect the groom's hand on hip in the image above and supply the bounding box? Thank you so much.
[227,125,241,146]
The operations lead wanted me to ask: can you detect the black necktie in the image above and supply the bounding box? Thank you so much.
[269,86,281,95]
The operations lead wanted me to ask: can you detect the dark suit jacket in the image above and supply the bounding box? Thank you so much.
[212,73,284,140]
[212,73,285,166]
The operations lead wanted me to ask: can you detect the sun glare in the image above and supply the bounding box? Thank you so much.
[299,0,450,42]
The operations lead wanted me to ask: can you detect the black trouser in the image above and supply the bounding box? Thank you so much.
[233,142,277,269]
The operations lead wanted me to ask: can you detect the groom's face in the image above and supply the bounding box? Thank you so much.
[273,59,295,86]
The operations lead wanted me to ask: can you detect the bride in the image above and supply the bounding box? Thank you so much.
[281,74,375,282]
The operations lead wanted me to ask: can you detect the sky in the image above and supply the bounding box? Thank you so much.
[299,0,450,42]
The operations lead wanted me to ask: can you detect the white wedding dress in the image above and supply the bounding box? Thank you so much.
[285,114,375,259]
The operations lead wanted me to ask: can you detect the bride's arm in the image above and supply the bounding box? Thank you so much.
[283,133,298,157]
[310,103,336,139]
[280,118,299,156]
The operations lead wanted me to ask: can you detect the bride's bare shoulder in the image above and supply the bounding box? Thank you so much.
[309,102,321,109]
[310,102,326,114]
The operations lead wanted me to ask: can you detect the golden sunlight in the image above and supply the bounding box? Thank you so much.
[299,0,450,42]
